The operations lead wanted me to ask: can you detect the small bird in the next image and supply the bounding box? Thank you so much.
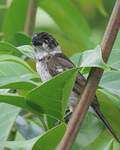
[32,32,120,142]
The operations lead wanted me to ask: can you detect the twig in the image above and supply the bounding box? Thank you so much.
[22,112,33,118]
[56,0,120,149]
[24,0,39,36]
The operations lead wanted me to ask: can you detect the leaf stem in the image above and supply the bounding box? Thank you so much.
[39,115,48,131]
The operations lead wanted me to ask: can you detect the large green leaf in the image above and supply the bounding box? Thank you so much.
[70,45,110,70]
[2,0,29,42]
[0,61,39,90]
[0,61,39,84]
[0,61,31,79]
[96,89,120,138]
[0,42,23,56]
[26,68,78,120]
[72,112,105,150]
[70,48,120,71]
[87,131,120,150]
[0,80,39,90]
[0,137,38,150]
[0,94,40,117]
[107,49,120,70]
[32,123,66,150]
[98,88,120,110]
[15,116,44,139]
[0,61,39,91]
[40,0,92,52]
[0,54,35,73]
[0,103,20,150]
[100,70,120,92]
[113,30,120,49]
[0,123,66,150]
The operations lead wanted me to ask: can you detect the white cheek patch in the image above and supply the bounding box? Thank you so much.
[42,43,49,50]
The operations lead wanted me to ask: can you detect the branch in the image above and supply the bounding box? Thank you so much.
[56,0,120,150]
[24,0,39,36]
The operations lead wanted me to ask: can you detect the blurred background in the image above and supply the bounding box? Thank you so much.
[0,0,116,56]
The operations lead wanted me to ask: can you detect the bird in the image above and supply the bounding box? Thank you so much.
[32,32,120,142]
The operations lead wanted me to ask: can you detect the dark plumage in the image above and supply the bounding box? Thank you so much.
[32,32,58,49]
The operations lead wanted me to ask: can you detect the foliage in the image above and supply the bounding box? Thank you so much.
[0,0,120,150]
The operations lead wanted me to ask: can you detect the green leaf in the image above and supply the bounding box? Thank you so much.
[32,123,66,150]
[0,56,39,91]
[12,33,31,46]
[0,60,40,90]
[0,137,39,150]
[96,89,120,138]
[15,116,44,139]
[93,0,107,17]
[100,70,120,92]
[0,42,23,56]
[113,30,120,49]
[0,103,20,150]
[0,80,39,90]
[40,0,92,52]
[72,112,105,150]
[0,54,35,73]
[0,94,40,117]
[70,45,110,70]
[27,116,45,131]
[107,49,120,70]
[26,68,78,120]
[0,61,36,83]
[47,116,58,129]
[87,131,115,150]
[15,131,25,141]
[17,45,35,59]
[2,0,29,42]
[98,88,120,111]
[0,123,66,150]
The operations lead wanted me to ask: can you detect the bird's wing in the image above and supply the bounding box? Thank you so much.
[47,53,86,95]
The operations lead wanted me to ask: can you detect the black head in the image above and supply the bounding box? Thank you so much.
[32,32,58,49]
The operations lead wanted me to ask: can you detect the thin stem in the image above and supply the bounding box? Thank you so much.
[24,0,39,36]
[39,115,48,131]
[56,0,120,149]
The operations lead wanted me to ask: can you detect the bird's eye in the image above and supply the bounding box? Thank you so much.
[38,40,43,46]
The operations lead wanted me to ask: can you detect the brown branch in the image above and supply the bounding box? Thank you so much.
[24,0,39,36]
[56,0,120,150]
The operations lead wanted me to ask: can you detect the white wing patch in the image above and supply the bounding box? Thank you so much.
[56,65,64,73]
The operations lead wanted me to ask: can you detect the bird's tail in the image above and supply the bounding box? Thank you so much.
[93,107,120,143]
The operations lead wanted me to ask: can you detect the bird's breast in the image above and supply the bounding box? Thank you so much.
[36,60,52,83]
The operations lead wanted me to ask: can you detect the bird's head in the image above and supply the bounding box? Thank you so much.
[32,32,61,57]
